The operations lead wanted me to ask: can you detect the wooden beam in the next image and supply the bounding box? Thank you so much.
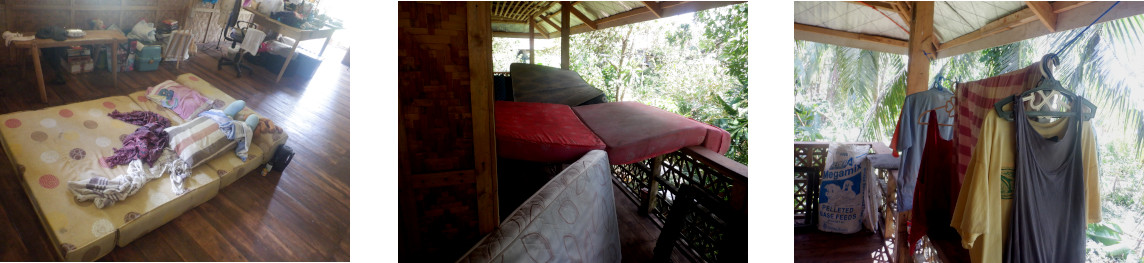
[940,1,1143,58]
[539,14,560,33]
[848,1,896,11]
[794,23,908,47]
[493,31,547,39]
[938,1,1094,56]
[532,19,551,38]
[465,1,499,235]
[569,5,598,30]
[642,1,664,18]
[530,19,535,64]
[542,1,581,22]
[906,1,933,95]
[547,1,744,38]
[492,18,528,24]
[561,1,570,69]
[939,8,1038,52]
[1026,1,1057,32]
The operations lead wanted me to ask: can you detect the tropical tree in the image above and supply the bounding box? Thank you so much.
[794,13,1144,261]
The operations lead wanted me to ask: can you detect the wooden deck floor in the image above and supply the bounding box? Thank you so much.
[0,44,350,261]
[794,227,895,263]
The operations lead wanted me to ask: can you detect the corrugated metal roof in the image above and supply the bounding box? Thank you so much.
[794,1,1025,42]
[491,1,743,37]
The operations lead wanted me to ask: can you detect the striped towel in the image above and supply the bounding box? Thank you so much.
[163,29,194,61]
[953,62,1042,183]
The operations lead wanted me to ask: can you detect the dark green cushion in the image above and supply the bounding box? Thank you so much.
[510,63,605,106]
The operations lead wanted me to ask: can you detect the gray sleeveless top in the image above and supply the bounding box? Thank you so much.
[1004,96,1087,263]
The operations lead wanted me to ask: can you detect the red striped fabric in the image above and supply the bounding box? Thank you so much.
[953,63,1042,183]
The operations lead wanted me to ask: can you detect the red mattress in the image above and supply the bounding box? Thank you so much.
[495,101,605,163]
[573,102,711,165]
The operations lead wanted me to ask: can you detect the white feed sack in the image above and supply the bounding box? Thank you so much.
[817,143,874,234]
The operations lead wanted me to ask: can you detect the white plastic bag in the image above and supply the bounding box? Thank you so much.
[127,20,156,42]
[817,143,870,234]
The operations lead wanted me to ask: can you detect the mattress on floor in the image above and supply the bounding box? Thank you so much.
[0,74,289,261]
[0,96,220,260]
[172,73,290,173]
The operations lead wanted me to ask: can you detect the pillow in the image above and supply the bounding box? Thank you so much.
[510,63,606,106]
[165,115,239,168]
[146,80,215,121]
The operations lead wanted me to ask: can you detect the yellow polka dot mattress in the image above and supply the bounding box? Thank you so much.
[0,73,288,261]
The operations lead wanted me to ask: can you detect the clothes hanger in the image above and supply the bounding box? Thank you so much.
[918,72,955,127]
[993,53,1097,121]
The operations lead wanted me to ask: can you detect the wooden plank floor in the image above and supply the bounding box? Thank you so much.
[0,44,350,261]
[612,183,690,263]
[794,227,894,263]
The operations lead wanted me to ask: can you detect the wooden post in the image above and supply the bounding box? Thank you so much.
[529,19,535,64]
[905,1,934,95]
[467,1,499,234]
[560,1,570,69]
[641,155,664,214]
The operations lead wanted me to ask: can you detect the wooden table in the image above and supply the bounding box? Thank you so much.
[11,30,126,103]
[243,8,338,82]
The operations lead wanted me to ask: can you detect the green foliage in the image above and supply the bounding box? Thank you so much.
[1088,222,1124,246]
[544,3,749,164]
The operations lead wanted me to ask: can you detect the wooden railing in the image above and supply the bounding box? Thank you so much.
[611,146,747,262]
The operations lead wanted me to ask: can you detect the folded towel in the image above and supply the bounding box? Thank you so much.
[240,28,265,56]
[3,31,35,46]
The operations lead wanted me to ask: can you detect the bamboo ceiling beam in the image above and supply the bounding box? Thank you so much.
[541,1,581,25]
[642,1,664,18]
[496,2,742,40]
[530,18,551,38]
[1025,1,1058,32]
[569,5,598,30]
[510,1,528,20]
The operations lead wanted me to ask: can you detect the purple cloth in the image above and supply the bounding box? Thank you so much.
[104,110,172,167]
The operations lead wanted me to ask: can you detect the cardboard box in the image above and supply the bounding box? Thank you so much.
[62,57,94,74]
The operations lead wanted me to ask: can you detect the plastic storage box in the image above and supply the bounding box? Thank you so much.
[135,45,162,72]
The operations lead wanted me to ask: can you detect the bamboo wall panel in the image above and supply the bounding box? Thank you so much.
[121,10,159,28]
[9,9,70,32]
[125,0,158,6]
[4,0,187,32]
[8,0,70,6]
[75,10,122,29]
[398,1,495,261]
[188,11,214,43]
[399,2,477,175]
[75,0,123,6]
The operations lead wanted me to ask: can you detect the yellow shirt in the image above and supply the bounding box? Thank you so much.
[950,110,1100,263]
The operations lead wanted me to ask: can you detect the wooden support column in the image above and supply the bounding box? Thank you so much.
[905,1,934,95]
[561,1,571,69]
[529,19,535,64]
[466,1,499,234]
[641,155,665,214]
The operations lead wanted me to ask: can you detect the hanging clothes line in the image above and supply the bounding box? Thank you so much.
[1054,1,1121,57]
[858,1,1122,61]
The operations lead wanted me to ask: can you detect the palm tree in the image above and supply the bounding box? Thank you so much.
[795,14,1144,152]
